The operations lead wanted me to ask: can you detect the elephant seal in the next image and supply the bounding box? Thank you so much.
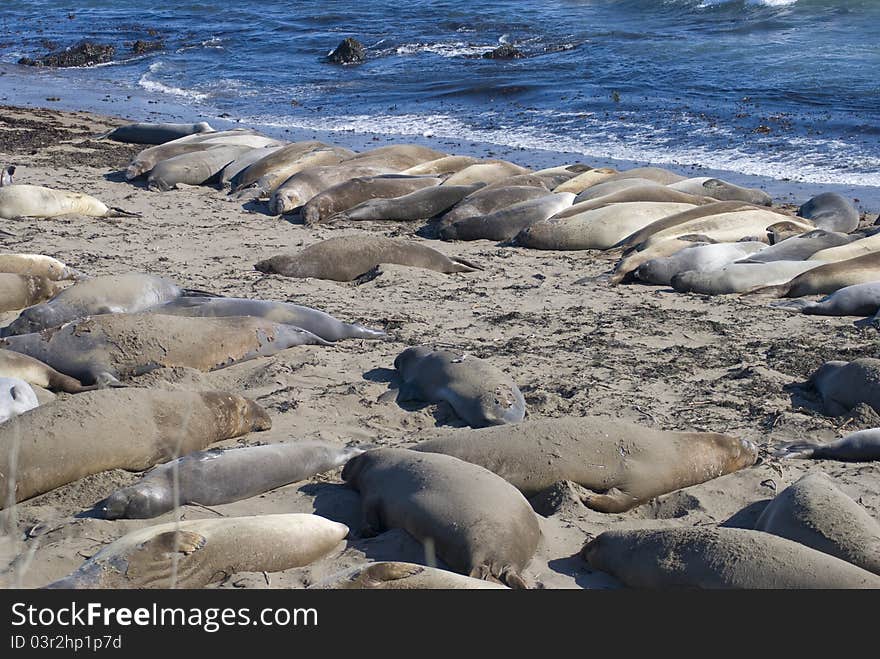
[342,448,540,588]
[96,441,364,519]
[95,121,214,144]
[807,231,880,263]
[328,184,480,224]
[149,296,386,341]
[437,185,550,226]
[401,155,483,176]
[556,185,710,218]
[391,346,525,427]
[553,168,618,194]
[0,253,80,281]
[268,165,393,215]
[0,185,135,219]
[254,236,479,282]
[233,145,357,198]
[737,229,856,264]
[302,175,442,225]
[442,161,531,186]
[1,272,191,336]
[218,146,284,188]
[603,166,686,185]
[516,202,697,251]
[0,389,270,507]
[572,178,659,203]
[750,251,880,298]
[440,192,576,242]
[45,514,348,589]
[798,192,859,232]
[667,177,772,205]
[0,376,39,423]
[345,144,447,170]
[0,274,61,312]
[581,527,880,588]
[617,201,762,249]
[754,472,880,575]
[775,428,880,461]
[309,562,508,589]
[147,145,255,191]
[0,349,89,393]
[635,241,766,286]
[611,236,713,285]
[771,281,880,316]
[671,261,823,295]
[806,358,880,417]
[1,313,329,387]
[412,416,757,512]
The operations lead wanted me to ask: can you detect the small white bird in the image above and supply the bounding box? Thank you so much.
[0,166,15,187]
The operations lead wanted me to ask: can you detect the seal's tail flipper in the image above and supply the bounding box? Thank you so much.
[104,207,142,218]
[450,256,483,272]
[180,288,222,298]
[772,442,818,459]
[92,127,117,140]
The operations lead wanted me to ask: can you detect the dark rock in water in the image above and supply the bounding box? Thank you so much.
[483,44,524,60]
[130,39,165,55]
[327,38,366,65]
[18,41,115,68]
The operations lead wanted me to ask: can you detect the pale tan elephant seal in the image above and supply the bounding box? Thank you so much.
[0,254,81,281]
[0,185,136,219]
[309,562,508,589]
[0,274,61,312]
[0,348,90,393]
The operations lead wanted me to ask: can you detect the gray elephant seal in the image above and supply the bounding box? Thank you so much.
[95,121,214,144]
[771,281,880,316]
[0,389,271,507]
[0,274,61,313]
[798,192,859,233]
[1,272,192,336]
[737,229,856,264]
[0,376,39,424]
[581,527,880,588]
[302,175,442,225]
[440,192,575,242]
[342,448,540,588]
[219,146,284,188]
[0,348,90,392]
[269,164,394,215]
[228,141,339,193]
[45,514,348,589]
[806,358,880,417]
[147,145,255,191]
[309,562,508,589]
[775,428,880,461]
[751,251,880,298]
[437,185,550,226]
[635,241,766,286]
[254,236,479,282]
[392,346,525,427]
[150,296,386,341]
[667,177,772,205]
[97,441,364,519]
[328,184,481,224]
[412,416,757,512]
[754,472,880,575]
[672,260,822,295]
[1,313,329,387]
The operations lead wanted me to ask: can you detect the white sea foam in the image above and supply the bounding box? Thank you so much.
[138,67,210,102]
[394,42,494,58]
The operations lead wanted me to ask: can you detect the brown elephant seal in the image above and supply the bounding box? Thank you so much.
[0,254,80,281]
[0,389,270,507]
[0,274,61,312]
[412,416,756,512]
[219,146,285,188]
[798,192,859,233]
[95,121,215,144]
[45,514,348,589]
[391,346,525,427]
[553,168,618,194]
[96,441,364,519]
[254,236,479,282]
[342,448,540,588]
[771,281,880,316]
[0,185,135,220]
[603,166,686,185]
[326,183,479,224]
[1,313,329,387]
[437,185,550,226]
[1,272,194,336]
[229,141,349,194]
[581,526,880,588]
[309,562,508,589]
[147,144,255,191]
[571,177,658,203]
[401,155,483,176]
[667,177,772,205]
[268,164,394,215]
[150,296,386,341]
[442,161,531,186]
[0,349,89,392]
[440,192,576,242]
[754,472,880,575]
[775,429,880,462]
[805,358,880,417]
[737,229,856,264]
[556,185,710,219]
[345,144,447,170]
[750,251,880,298]
[302,175,442,225]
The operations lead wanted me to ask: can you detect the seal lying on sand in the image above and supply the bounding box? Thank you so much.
[667,177,772,205]
[581,527,880,588]
[441,161,530,186]
[440,192,576,242]
[0,185,136,219]
[302,175,442,225]
[671,260,823,295]
[798,192,859,233]
[0,349,90,393]
[95,121,214,144]
[0,253,80,281]
[45,514,348,589]
[309,562,508,589]
[774,428,880,462]
[96,441,364,519]
[750,251,880,298]
[390,346,525,427]
[255,236,479,282]
[1,313,329,387]
[150,297,386,341]
[736,229,856,263]
[754,472,880,575]
[771,281,880,316]
[412,416,757,512]
[0,274,61,313]
[437,185,550,226]
[268,165,393,215]
[327,184,481,224]
[0,389,271,507]
[147,145,255,191]
[0,376,39,424]
[634,241,766,286]
[804,358,880,417]
[342,448,540,588]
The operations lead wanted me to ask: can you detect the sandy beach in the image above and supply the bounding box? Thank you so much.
[1,103,878,589]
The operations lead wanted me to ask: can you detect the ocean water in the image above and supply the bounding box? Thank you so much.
[0,0,878,190]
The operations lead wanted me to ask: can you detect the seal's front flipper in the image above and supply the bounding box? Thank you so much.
[94,372,126,389]
[772,442,818,460]
[143,530,207,557]
[581,487,638,514]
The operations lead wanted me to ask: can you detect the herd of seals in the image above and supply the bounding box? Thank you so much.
[0,118,879,589]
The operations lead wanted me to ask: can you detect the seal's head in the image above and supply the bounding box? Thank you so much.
[2,303,67,336]
[393,346,434,376]
[98,483,168,519]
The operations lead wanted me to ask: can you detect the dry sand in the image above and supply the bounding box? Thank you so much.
[0,104,878,589]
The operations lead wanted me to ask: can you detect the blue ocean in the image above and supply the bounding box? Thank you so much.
[0,0,878,190]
